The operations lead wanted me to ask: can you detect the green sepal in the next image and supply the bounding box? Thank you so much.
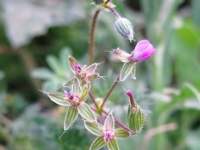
[120,62,134,81]
[80,86,89,101]
[131,63,136,80]
[64,106,78,130]
[84,121,103,136]
[128,107,144,133]
[68,55,79,74]
[72,77,81,95]
[78,102,96,121]
[115,128,130,139]
[47,92,69,106]
[63,77,74,86]
[104,113,115,131]
[107,139,119,150]
[87,73,99,82]
[90,137,106,150]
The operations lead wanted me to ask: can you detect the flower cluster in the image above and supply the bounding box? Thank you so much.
[42,1,156,150]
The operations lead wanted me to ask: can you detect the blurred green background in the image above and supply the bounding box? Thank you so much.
[0,0,200,150]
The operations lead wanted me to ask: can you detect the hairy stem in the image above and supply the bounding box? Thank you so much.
[105,6,120,19]
[100,76,120,109]
[89,9,101,64]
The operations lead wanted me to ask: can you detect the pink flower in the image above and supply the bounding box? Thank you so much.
[130,40,156,62]
[112,39,156,81]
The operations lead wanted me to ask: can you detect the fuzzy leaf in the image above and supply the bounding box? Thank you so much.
[120,62,134,81]
[84,121,103,136]
[78,102,96,121]
[47,92,69,106]
[90,137,106,150]
[115,128,130,139]
[104,114,115,131]
[64,106,78,130]
[107,139,119,150]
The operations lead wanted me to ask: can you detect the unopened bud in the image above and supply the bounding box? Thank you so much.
[115,17,134,42]
[127,105,144,134]
[93,0,104,5]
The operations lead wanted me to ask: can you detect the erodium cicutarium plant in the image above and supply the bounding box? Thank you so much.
[42,0,156,149]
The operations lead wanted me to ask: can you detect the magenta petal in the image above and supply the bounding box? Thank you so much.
[131,40,156,62]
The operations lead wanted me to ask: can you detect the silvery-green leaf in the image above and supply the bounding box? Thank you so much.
[84,121,103,136]
[104,113,115,131]
[64,106,78,130]
[115,128,130,139]
[72,77,81,95]
[31,68,54,79]
[78,102,96,121]
[46,55,60,74]
[90,137,106,150]
[80,86,89,101]
[107,139,119,150]
[120,62,134,81]
[46,92,70,106]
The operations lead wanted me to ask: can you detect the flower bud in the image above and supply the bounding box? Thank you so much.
[127,105,144,134]
[131,40,156,62]
[115,17,134,42]
[93,0,104,5]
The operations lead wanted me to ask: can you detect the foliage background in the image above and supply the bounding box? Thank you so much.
[0,0,200,150]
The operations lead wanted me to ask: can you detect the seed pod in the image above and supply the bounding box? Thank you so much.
[93,0,104,5]
[128,105,144,134]
[115,17,134,42]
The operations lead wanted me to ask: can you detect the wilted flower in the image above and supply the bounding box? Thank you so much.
[115,17,134,42]
[67,56,100,86]
[43,78,96,130]
[84,113,130,150]
[112,39,156,81]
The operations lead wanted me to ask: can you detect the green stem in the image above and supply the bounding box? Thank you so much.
[100,76,120,109]
[89,9,101,64]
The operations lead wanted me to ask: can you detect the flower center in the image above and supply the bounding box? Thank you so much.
[73,63,82,73]
[103,130,114,142]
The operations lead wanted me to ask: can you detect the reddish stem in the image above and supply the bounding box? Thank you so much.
[89,91,99,109]
[105,6,120,19]
[100,76,120,109]
[89,9,101,64]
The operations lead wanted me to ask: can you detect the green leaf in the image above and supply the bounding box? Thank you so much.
[84,121,103,136]
[90,137,106,150]
[78,102,96,121]
[115,128,130,139]
[64,106,78,130]
[72,77,81,95]
[47,92,70,106]
[46,55,60,74]
[31,68,54,79]
[120,62,134,81]
[104,113,115,131]
[107,139,119,150]
[80,86,89,101]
